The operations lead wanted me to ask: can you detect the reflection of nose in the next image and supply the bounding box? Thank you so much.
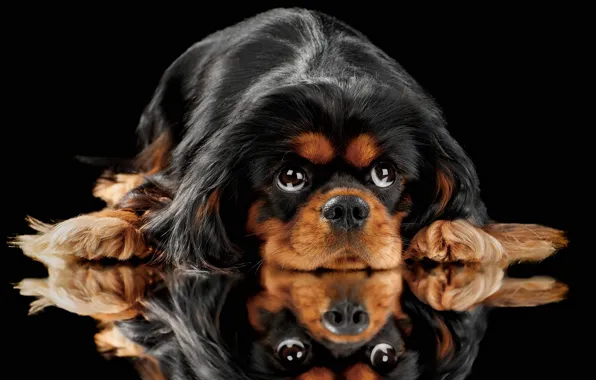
[322,301,370,335]
[321,195,370,230]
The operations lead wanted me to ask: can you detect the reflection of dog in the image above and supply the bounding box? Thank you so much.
[12,216,569,380]
[115,260,568,380]
[245,266,415,378]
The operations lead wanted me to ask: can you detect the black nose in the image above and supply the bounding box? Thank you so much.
[322,301,370,335]
[321,195,370,230]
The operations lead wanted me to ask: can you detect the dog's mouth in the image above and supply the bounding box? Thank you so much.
[324,251,369,270]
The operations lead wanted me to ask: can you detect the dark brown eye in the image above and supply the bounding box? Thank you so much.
[277,339,308,368]
[370,343,399,372]
[277,166,308,192]
[370,162,397,188]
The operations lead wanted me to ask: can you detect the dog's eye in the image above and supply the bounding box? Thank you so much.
[370,343,399,372]
[277,338,308,368]
[277,166,308,192]
[370,162,396,188]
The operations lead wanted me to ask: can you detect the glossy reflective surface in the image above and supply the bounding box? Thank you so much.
[14,245,568,380]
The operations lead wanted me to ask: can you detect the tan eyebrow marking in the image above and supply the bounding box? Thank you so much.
[292,132,335,164]
[344,134,381,168]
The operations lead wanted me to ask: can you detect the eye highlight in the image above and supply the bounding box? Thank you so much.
[370,162,397,188]
[277,165,308,192]
[370,343,399,372]
[277,338,308,368]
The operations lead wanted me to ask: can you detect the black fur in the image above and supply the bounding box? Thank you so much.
[110,7,490,269]
[116,269,488,380]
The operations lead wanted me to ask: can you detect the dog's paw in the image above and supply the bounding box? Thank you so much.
[11,210,149,265]
[404,220,503,264]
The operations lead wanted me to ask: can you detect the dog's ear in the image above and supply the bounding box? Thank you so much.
[406,119,488,233]
[133,50,198,175]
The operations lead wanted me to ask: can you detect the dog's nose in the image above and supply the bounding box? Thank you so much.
[322,301,370,335]
[321,195,370,230]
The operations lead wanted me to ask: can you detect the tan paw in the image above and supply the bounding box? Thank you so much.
[11,210,149,265]
[15,262,161,317]
[404,220,503,263]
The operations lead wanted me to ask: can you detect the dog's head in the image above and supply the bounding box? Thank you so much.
[126,8,487,270]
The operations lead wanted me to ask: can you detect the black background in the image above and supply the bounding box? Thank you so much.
[3,2,587,379]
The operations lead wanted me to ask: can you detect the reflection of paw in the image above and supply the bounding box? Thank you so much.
[11,210,149,266]
[484,277,569,307]
[404,220,502,264]
[14,262,161,317]
[404,263,504,311]
[404,262,570,311]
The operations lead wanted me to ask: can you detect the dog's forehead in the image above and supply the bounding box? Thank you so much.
[291,131,381,167]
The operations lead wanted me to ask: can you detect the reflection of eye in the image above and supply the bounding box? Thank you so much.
[370,343,399,372]
[277,338,308,368]
[370,162,397,188]
[277,166,308,192]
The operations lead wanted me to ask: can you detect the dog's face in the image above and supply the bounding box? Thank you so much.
[245,265,419,379]
[245,125,413,271]
[133,8,488,270]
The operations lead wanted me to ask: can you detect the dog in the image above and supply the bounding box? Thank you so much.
[11,7,570,379]
[43,6,495,271]
[16,8,568,271]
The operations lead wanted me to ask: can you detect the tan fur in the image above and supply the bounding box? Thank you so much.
[404,263,504,311]
[297,367,335,380]
[95,323,165,380]
[344,134,381,168]
[136,131,173,174]
[293,132,336,165]
[248,265,404,344]
[404,220,568,267]
[484,276,569,307]
[248,188,404,270]
[435,165,454,215]
[95,322,145,357]
[343,363,381,380]
[15,262,161,316]
[11,210,150,266]
[404,262,569,311]
[93,173,146,207]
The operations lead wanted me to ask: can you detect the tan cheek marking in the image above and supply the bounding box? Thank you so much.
[293,132,336,164]
[344,134,381,168]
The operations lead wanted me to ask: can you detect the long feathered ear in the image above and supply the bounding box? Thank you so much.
[405,120,489,234]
